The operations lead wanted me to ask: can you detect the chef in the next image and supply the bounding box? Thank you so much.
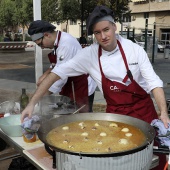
[28,20,96,112]
[22,7,169,169]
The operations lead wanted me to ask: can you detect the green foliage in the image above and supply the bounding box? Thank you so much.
[57,0,131,24]
[58,0,81,22]
[97,0,131,23]
[0,0,131,35]
[12,0,33,28]
[0,0,33,33]
[25,34,32,41]
[41,0,59,22]
[0,0,15,30]
[81,0,99,21]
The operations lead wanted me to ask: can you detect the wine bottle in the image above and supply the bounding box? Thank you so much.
[20,88,29,111]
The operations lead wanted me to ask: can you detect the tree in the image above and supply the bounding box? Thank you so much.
[58,0,131,35]
[0,0,131,40]
[0,0,15,33]
[0,0,33,40]
[97,0,131,23]
[41,0,59,22]
[56,0,81,32]
[12,0,33,40]
[79,0,98,36]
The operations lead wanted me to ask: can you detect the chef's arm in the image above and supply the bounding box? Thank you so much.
[21,72,60,122]
[152,87,170,128]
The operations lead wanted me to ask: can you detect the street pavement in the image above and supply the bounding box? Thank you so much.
[151,52,170,100]
[0,48,170,105]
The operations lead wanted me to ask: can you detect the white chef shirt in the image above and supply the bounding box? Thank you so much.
[49,31,97,95]
[52,34,163,94]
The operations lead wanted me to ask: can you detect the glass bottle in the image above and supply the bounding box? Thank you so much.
[20,88,29,112]
[23,133,36,143]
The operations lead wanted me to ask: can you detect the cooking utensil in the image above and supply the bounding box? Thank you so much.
[37,113,156,170]
[71,81,77,110]
[40,94,74,115]
[37,113,155,156]
[56,101,63,107]
[0,114,22,137]
[72,105,86,114]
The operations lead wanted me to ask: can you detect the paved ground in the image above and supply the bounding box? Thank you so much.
[150,53,170,100]
[0,48,170,102]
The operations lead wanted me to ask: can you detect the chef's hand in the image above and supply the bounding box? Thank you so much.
[21,104,34,123]
[159,112,170,129]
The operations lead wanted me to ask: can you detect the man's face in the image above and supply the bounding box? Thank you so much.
[34,33,54,49]
[35,36,44,48]
[93,21,117,51]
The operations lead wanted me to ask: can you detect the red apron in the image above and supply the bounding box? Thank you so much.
[48,31,89,112]
[98,40,158,123]
[59,75,89,113]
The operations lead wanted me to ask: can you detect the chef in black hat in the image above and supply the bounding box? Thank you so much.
[27,20,96,113]
[23,5,169,141]
[28,20,56,46]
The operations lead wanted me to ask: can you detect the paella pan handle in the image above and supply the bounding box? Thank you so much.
[45,144,56,169]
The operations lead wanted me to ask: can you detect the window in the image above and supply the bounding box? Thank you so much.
[133,0,149,4]
[141,30,152,36]
[161,31,170,45]
[122,14,131,22]
[70,20,77,25]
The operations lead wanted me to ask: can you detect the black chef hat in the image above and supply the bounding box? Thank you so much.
[28,20,56,41]
[87,5,115,35]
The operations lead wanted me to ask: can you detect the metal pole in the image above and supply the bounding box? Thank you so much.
[127,28,130,39]
[121,14,123,36]
[133,28,135,39]
[33,0,43,84]
[144,18,148,52]
[81,0,84,37]
[152,22,156,64]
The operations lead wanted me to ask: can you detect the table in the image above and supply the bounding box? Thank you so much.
[0,129,53,170]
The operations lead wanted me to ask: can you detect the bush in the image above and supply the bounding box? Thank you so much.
[25,34,32,41]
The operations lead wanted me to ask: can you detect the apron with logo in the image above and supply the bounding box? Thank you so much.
[48,31,89,112]
[98,40,158,123]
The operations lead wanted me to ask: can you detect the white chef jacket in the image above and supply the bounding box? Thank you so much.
[49,31,97,95]
[52,34,163,94]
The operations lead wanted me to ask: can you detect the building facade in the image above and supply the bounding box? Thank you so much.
[128,0,170,45]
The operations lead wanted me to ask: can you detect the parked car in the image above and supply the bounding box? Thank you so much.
[132,35,165,52]
[157,41,165,52]
[133,35,145,48]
